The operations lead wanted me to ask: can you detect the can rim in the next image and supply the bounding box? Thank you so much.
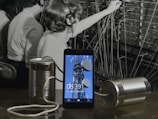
[29,58,54,65]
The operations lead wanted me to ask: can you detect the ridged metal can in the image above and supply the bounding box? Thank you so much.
[102,77,151,107]
[29,57,56,104]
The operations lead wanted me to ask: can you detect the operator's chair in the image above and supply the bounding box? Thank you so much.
[0,61,17,80]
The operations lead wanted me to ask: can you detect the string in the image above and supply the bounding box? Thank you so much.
[7,76,60,117]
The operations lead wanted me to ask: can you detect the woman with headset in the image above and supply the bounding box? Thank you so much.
[37,0,122,89]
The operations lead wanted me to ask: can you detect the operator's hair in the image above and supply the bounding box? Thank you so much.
[19,0,41,8]
[0,0,15,11]
[0,0,18,19]
[41,0,82,32]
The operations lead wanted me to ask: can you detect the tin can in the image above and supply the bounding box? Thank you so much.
[102,77,151,107]
[29,57,56,104]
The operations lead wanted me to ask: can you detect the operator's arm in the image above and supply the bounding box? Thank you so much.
[69,0,122,38]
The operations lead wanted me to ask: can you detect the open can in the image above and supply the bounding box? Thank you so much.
[29,57,56,104]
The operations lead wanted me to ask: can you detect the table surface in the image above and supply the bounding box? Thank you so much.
[0,88,158,119]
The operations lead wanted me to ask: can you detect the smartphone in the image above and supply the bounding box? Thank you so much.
[63,49,94,109]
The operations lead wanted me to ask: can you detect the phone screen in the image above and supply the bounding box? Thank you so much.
[63,49,94,108]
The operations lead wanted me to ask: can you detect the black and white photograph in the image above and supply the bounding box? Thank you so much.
[0,0,158,119]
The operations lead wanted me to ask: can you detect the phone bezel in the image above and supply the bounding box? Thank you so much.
[63,49,94,109]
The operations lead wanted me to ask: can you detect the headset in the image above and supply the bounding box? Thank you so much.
[62,0,78,26]
[66,13,76,26]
